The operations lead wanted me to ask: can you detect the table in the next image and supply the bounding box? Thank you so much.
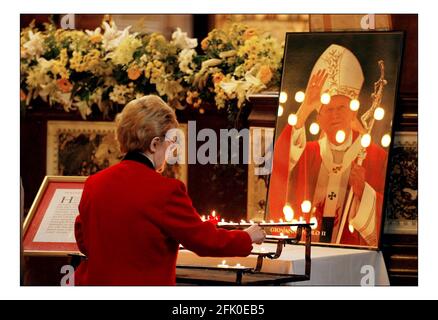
[177,243,389,285]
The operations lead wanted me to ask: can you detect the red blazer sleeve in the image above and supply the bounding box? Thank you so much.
[156,180,253,257]
[75,178,92,256]
[74,215,87,256]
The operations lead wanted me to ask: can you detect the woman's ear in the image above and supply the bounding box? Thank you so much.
[149,137,160,153]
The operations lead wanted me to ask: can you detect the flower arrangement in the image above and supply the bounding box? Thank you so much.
[190,24,283,113]
[20,20,283,119]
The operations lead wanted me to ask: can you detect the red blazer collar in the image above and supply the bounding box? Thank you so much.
[122,151,155,170]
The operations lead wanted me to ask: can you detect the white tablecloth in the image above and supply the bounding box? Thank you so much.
[177,243,389,285]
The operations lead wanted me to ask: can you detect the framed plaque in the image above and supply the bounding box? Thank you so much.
[23,176,85,256]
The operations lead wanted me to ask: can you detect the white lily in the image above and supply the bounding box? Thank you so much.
[102,21,131,51]
[171,28,197,50]
[178,48,196,75]
[89,88,104,112]
[72,97,92,120]
[52,91,73,112]
[220,72,266,108]
[193,59,223,88]
[23,30,45,58]
[85,27,102,37]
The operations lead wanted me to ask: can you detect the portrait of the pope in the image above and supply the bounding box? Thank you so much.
[267,33,403,248]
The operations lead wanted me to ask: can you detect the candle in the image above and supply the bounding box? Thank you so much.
[290,219,298,232]
[217,260,229,268]
[310,217,318,230]
[267,233,289,240]
[201,215,206,221]
[253,247,266,254]
[301,200,311,213]
[321,93,331,105]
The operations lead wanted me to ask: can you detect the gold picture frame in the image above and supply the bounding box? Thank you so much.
[46,120,188,186]
[46,120,122,177]
[23,175,86,256]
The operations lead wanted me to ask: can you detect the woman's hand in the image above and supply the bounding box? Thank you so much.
[244,224,266,244]
[296,69,328,128]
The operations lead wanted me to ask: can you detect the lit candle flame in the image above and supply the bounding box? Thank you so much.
[278,105,284,117]
[361,134,371,148]
[320,93,331,105]
[211,210,216,217]
[310,217,318,230]
[291,219,298,232]
[335,130,346,144]
[381,134,391,147]
[283,204,294,222]
[309,122,320,135]
[279,91,288,103]
[288,113,298,126]
[218,260,229,268]
[350,99,360,111]
[301,200,311,213]
[295,91,305,103]
[349,224,355,233]
[374,107,385,121]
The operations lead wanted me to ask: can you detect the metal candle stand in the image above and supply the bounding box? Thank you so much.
[176,223,313,285]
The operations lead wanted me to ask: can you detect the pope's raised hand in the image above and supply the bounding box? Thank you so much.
[295,69,328,128]
[303,69,328,111]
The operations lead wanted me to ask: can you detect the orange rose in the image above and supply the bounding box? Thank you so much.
[201,38,209,51]
[90,34,102,44]
[56,78,73,93]
[257,65,273,85]
[212,72,224,85]
[186,91,202,108]
[127,67,142,80]
[243,28,257,40]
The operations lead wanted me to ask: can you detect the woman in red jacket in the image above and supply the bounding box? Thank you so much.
[74,95,265,285]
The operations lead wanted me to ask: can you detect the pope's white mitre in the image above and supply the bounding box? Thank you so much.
[310,44,364,105]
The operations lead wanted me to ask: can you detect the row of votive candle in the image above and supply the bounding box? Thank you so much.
[200,216,318,230]
[217,260,247,269]
[214,219,309,227]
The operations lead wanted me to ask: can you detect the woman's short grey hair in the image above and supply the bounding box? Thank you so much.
[115,95,178,153]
